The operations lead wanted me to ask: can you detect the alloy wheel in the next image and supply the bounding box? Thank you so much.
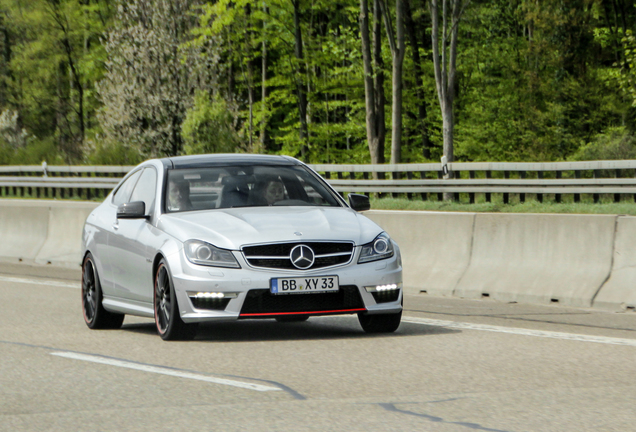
[155,265,172,334]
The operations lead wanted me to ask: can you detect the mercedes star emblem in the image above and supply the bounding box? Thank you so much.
[290,244,315,270]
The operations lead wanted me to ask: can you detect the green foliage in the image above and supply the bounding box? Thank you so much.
[1,0,635,166]
[86,140,142,166]
[97,0,213,159]
[0,0,115,163]
[182,92,240,155]
[618,29,636,106]
[0,136,63,165]
[455,0,630,162]
[570,128,636,161]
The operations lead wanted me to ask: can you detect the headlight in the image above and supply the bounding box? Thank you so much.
[358,232,394,263]
[184,240,241,268]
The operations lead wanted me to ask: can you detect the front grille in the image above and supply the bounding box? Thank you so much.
[239,285,364,317]
[242,242,354,270]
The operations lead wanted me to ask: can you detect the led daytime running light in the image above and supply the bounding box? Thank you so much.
[364,283,402,293]
[189,292,238,299]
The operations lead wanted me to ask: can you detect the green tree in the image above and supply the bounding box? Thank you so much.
[182,91,240,154]
[97,0,215,158]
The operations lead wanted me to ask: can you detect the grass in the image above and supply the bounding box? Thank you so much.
[370,195,636,215]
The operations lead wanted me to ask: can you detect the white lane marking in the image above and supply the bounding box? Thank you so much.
[50,352,281,392]
[403,316,636,347]
[0,275,78,289]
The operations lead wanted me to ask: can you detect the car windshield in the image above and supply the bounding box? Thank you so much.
[164,165,342,212]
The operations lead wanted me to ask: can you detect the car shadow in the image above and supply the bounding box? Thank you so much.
[120,315,460,342]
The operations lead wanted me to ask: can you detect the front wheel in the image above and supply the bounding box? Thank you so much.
[82,253,124,329]
[154,259,197,341]
[358,311,402,333]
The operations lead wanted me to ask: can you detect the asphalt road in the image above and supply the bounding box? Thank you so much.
[1,263,635,432]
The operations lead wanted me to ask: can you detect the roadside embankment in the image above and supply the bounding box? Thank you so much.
[0,200,632,311]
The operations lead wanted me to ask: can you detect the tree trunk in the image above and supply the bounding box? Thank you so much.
[430,0,466,199]
[260,4,268,153]
[359,0,386,166]
[404,0,431,158]
[292,0,309,160]
[373,0,386,165]
[0,15,10,106]
[380,0,405,164]
[360,0,378,163]
[245,4,254,151]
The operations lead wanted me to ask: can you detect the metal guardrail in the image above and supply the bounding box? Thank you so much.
[1,160,636,203]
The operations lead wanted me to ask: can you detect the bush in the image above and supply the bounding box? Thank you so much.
[570,128,636,161]
[181,92,240,155]
[86,140,142,165]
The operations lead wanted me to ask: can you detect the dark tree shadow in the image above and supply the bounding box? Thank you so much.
[121,315,460,342]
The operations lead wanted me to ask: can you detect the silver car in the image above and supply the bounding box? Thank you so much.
[81,155,403,340]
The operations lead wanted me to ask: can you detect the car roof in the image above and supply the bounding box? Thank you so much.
[161,154,301,169]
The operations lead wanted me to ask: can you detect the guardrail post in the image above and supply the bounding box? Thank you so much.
[519,171,526,203]
[593,170,600,203]
[537,171,544,203]
[362,172,370,197]
[419,171,428,201]
[336,171,344,198]
[614,169,621,203]
[555,171,562,203]
[406,171,413,200]
[454,171,460,202]
[392,171,400,199]
[485,171,492,202]
[574,171,581,203]
[469,171,475,204]
[503,171,509,204]
[437,170,443,201]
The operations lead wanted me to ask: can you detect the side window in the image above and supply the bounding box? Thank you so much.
[112,170,142,207]
[129,167,157,213]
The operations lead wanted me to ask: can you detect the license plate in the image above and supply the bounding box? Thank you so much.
[270,276,339,295]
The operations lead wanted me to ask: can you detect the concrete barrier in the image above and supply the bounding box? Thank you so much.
[453,213,616,308]
[2,200,635,311]
[366,210,474,296]
[593,216,636,311]
[35,202,98,268]
[0,200,50,264]
[0,200,98,269]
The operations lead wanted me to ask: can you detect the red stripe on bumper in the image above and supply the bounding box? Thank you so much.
[240,308,366,317]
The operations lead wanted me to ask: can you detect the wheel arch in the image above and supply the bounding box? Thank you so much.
[152,252,166,282]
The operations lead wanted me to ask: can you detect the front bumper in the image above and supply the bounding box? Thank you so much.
[169,245,403,323]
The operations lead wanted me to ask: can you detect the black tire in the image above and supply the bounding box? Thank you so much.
[275,315,310,323]
[358,310,402,333]
[154,259,197,341]
[82,253,124,330]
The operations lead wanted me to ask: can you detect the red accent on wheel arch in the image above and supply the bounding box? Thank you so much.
[239,308,367,317]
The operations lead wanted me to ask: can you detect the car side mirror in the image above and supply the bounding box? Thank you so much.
[117,201,148,219]
[348,193,370,212]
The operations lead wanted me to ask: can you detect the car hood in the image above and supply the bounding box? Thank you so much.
[157,206,383,250]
